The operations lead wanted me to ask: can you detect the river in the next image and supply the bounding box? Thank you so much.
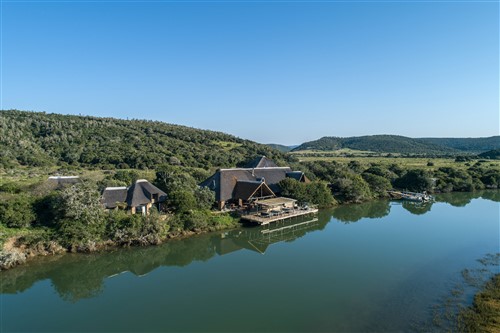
[1,191,499,332]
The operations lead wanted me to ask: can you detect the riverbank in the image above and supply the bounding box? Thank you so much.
[458,273,500,333]
[2,191,498,332]
[0,213,240,271]
[2,189,500,271]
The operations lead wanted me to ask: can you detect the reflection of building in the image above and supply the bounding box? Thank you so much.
[200,156,308,210]
[101,179,167,214]
[1,216,328,301]
[215,217,320,255]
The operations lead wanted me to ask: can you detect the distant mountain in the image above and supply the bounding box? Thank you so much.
[478,149,500,160]
[417,136,500,153]
[0,110,286,169]
[266,144,295,152]
[293,135,458,155]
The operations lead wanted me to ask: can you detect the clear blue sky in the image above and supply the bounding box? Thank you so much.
[2,0,499,145]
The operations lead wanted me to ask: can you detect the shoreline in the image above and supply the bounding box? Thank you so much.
[2,188,498,271]
[0,220,241,271]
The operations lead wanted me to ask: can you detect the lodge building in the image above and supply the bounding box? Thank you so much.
[200,156,309,210]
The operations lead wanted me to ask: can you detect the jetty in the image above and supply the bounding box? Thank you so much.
[240,197,319,225]
[388,190,434,202]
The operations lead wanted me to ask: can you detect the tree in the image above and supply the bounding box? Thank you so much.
[394,169,433,192]
[332,173,372,203]
[55,182,106,247]
[278,178,307,203]
[362,173,392,197]
[304,181,337,208]
[168,190,197,213]
[0,194,36,228]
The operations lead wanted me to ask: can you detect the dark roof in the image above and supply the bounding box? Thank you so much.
[126,179,167,207]
[233,180,275,201]
[244,156,278,168]
[102,187,128,208]
[286,171,305,182]
[199,157,309,204]
[200,167,292,202]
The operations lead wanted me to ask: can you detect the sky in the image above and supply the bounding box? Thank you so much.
[1,0,499,145]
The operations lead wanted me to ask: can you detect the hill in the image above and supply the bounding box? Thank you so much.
[417,137,500,153]
[293,135,457,155]
[266,144,294,152]
[478,149,500,160]
[0,110,286,170]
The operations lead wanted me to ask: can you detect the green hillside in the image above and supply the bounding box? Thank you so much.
[266,144,294,152]
[0,110,286,170]
[293,135,457,155]
[478,149,500,160]
[417,137,500,153]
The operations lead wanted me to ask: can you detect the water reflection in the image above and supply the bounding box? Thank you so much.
[0,216,328,302]
[330,200,391,223]
[1,190,498,303]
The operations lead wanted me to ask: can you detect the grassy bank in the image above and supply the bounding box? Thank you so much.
[2,154,500,270]
[458,274,500,333]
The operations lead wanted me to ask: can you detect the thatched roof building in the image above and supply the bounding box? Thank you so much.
[200,156,308,209]
[102,179,167,214]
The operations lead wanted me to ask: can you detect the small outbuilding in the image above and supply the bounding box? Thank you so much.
[101,179,167,215]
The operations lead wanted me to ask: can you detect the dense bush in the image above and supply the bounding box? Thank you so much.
[278,178,336,208]
[393,169,433,192]
[0,110,287,170]
[331,173,372,203]
[0,194,36,228]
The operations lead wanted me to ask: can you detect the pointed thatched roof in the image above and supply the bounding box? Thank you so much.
[244,156,278,168]
[286,171,310,183]
[233,180,275,201]
[126,179,167,207]
[199,157,309,204]
[199,167,292,202]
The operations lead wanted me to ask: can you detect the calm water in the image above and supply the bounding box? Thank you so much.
[1,191,499,332]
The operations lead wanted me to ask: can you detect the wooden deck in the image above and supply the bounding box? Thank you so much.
[240,208,319,225]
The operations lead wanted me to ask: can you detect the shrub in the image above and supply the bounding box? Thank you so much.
[362,173,392,197]
[331,173,372,203]
[394,169,433,192]
[0,194,36,228]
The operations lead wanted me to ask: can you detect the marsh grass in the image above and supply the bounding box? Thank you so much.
[415,253,500,332]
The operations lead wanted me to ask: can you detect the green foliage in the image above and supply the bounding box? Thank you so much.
[304,181,337,208]
[182,210,211,231]
[0,194,36,228]
[106,209,168,245]
[155,164,214,212]
[194,187,216,210]
[266,144,293,152]
[479,169,500,189]
[154,164,197,195]
[54,182,106,247]
[293,135,459,154]
[478,149,500,160]
[168,190,197,213]
[278,178,307,202]
[0,110,286,170]
[278,178,336,207]
[420,137,500,153]
[112,170,140,184]
[457,273,500,333]
[331,173,372,203]
[361,173,392,197]
[57,182,105,226]
[393,169,433,192]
